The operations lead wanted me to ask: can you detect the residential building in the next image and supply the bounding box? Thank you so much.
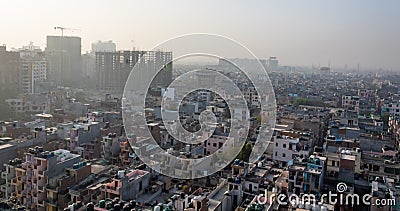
[0,45,20,95]
[303,155,326,194]
[45,36,81,87]
[1,158,22,199]
[68,121,101,154]
[96,50,172,92]
[12,148,81,210]
[272,135,310,167]
[342,95,360,111]
[103,169,150,201]
[18,42,47,94]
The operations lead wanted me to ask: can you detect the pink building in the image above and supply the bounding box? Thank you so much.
[103,169,150,201]
[204,135,234,155]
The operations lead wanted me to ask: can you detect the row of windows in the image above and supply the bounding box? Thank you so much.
[207,142,224,148]
[275,151,286,157]
[275,142,293,150]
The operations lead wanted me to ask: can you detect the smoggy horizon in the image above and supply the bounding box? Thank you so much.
[1,0,399,70]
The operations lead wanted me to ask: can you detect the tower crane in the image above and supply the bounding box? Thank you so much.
[54,26,78,37]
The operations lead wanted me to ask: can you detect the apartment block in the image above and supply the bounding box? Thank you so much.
[0,45,20,95]
[12,148,81,210]
[1,158,22,199]
[96,50,172,92]
[272,135,310,167]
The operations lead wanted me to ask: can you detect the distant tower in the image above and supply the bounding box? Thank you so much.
[46,36,82,87]
[91,40,116,53]
[267,57,279,70]
[319,66,331,74]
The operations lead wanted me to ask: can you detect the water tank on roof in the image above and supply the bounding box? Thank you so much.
[99,200,106,208]
[257,162,263,167]
[154,206,161,211]
[67,204,74,211]
[118,170,125,179]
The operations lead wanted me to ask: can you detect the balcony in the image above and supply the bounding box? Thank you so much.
[37,165,46,171]
[38,185,45,192]
[46,198,58,207]
[46,184,58,192]
[37,199,45,207]
[105,185,117,191]
[0,185,7,192]
[105,186,119,195]
[38,170,46,176]
[1,172,7,179]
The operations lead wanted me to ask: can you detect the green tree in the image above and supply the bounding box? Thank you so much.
[237,142,252,162]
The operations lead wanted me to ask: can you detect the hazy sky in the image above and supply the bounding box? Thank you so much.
[1,0,399,70]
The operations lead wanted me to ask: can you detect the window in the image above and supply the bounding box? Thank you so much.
[283,144,287,149]
[213,143,217,147]
[275,152,277,156]
[282,153,286,158]
[275,142,278,147]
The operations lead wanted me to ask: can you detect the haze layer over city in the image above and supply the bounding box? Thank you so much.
[0,1,400,211]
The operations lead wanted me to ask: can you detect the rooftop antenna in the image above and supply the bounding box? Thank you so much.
[131,40,135,51]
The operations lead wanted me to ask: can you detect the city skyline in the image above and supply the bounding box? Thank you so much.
[1,0,399,70]
[2,1,400,210]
